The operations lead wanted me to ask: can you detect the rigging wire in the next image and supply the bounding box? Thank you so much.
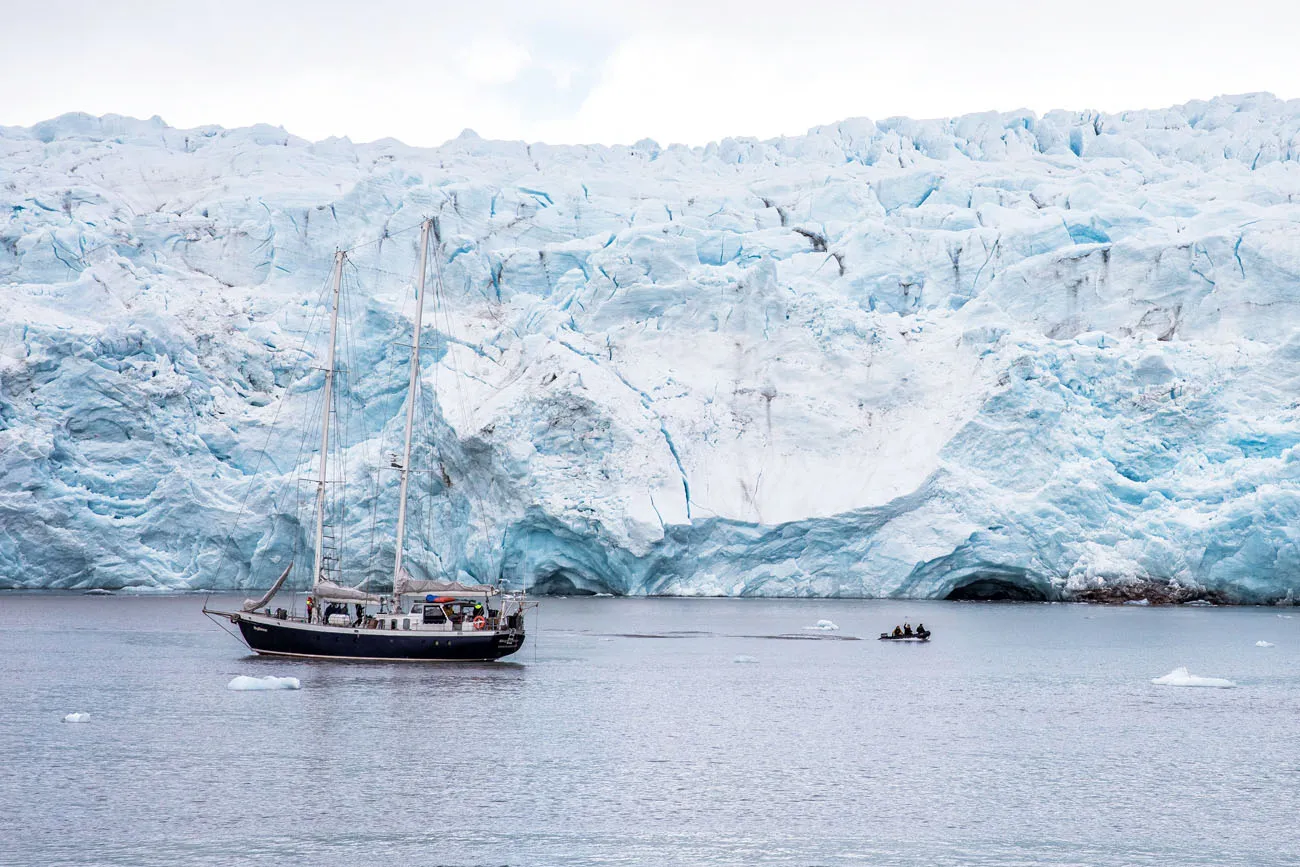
[350,251,390,591]
[341,219,425,256]
[427,213,500,584]
[283,317,332,586]
[197,267,334,593]
[346,230,426,588]
[423,360,439,577]
[344,262,429,283]
[390,229,424,583]
[420,220,448,578]
[332,267,353,587]
[338,262,369,582]
[341,254,387,589]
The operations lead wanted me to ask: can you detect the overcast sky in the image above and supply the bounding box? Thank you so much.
[6,0,1298,146]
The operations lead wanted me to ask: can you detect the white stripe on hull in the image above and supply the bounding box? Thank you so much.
[248,649,509,663]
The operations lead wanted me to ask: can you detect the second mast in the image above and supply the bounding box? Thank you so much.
[392,218,434,592]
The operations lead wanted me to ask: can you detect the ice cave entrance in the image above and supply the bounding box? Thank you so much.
[529,570,613,596]
[944,576,1047,602]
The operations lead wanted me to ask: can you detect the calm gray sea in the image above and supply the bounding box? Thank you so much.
[1,594,1298,866]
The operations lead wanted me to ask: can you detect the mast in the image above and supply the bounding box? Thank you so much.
[311,250,346,591]
[393,218,434,594]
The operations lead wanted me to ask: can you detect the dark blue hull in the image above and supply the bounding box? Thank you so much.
[234,615,525,661]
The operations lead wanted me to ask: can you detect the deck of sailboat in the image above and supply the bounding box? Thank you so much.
[221,608,517,634]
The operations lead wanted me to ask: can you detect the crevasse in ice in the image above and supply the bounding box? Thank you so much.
[3,95,1300,601]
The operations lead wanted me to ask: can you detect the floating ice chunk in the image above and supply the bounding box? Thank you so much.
[62,712,91,723]
[1151,667,1235,688]
[1124,599,1151,606]
[804,620,839,631]
[732,654,759,664]
[1278,615,1294,620]
[1256,640,1275,647]
[227,675,301,691]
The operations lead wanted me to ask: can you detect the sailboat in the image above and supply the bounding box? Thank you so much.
[204,219,527,661]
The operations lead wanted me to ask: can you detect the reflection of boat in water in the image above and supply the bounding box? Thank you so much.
[879,630,931,642]
[203,219,527,661]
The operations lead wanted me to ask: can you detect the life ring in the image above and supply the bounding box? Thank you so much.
[473,616,487,630]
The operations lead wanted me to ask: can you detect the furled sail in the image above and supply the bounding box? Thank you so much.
[241,563,293,612]
[313,578,387,603]
[393,567,496,596]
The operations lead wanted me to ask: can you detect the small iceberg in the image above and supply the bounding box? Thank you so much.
[1151,667,1235,688]
[1256,641,1275,648]
[62,712,91,723]
[227,675,301,691]
[804,620,839,631]
[1123,599,1151,606]
[732,654,759,664]
[82,589,114,596]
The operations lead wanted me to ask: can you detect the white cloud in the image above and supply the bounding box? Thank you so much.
[458,37,531,85]
[1,0,1298,146]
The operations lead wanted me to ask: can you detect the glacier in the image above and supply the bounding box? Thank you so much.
[3,94,1300,601]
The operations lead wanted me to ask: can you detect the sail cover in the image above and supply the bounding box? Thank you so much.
[241,563,293,612]
[394,568,496,596]
[313,578,387,604]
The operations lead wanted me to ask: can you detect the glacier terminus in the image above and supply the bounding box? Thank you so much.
[3,93,1300,602]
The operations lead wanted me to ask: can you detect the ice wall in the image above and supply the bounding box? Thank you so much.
[3,94,1300,601]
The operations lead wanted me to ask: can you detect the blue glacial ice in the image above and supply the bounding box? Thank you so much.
[3,95,1300,601]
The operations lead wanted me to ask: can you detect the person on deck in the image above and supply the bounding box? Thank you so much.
[916,622,926,635]
[903,622,913,636]
[893,625,903,637]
